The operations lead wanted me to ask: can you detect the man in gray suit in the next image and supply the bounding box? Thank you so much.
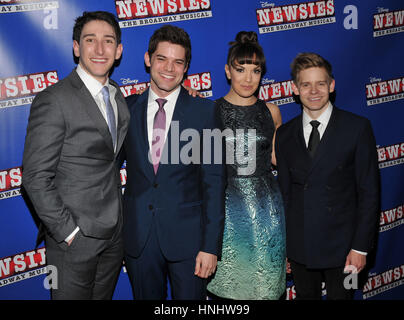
[22,11,129,300]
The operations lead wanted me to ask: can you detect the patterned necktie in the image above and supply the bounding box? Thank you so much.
[151,98,167,174]
[307,120,320,158]
[101,86,117,151]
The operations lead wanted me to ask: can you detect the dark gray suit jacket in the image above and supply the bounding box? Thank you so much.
[23,69,130,243]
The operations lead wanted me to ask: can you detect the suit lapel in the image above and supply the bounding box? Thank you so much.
[69,70,114,152]
[294,114,311,159]
[155,87,188,179]
[135,89,155,181]
[112,82,130,156]
[308,106,339,173]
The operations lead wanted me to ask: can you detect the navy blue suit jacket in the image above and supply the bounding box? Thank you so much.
[275,106,380,269]
[123,88,225,261]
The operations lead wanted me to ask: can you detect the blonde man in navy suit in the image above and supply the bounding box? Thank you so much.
[275,53,379,300]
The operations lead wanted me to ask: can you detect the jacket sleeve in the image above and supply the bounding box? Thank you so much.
[275,126,291,213]
[199,101,226,256]
[22,90,77,242]
[352,119,380,252]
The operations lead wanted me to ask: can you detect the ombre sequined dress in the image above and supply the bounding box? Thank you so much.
[207,98,286,300]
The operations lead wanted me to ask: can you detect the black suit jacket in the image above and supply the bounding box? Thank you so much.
[275,106,380,268]
[123,88,225,261]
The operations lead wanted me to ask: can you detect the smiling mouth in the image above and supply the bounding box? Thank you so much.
[91,58,108,63]
[160,73,175,80]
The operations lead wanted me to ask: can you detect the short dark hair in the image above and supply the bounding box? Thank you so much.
[227,31,266,74]
[73,11,121,44]
[148,25,191,66]
[291,52,333,83]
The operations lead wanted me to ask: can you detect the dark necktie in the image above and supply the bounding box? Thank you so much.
[151,98,167,174]
[307,120,320,158]
[101,86,117,151]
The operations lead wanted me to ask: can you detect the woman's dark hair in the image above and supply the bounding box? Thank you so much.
[227,31,266,73]
[73,11,122,44]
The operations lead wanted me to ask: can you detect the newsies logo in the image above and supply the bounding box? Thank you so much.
[256,0,335,34]
[373,8,404,37]
[0,71,58,109]
[366,76,404,106]
[115,0,213,28]
[0,166,22,200]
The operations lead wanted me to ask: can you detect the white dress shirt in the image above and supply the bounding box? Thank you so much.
[302,102,367,257]
[147,86,181,150]
[302,102,333,147]
[76,64,119,142]
[65,65,119,243]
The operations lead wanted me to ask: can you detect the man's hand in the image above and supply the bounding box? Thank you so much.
[182,84,203,98]
[194,251,217,278]
[67,234,75,246]
[344,250,366,273]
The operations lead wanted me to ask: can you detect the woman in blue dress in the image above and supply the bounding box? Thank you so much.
[207,31,286,300]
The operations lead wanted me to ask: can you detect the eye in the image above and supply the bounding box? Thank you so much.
[235,68,244,73]
[254,69,262,74]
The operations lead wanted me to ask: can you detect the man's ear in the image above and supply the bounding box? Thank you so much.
[329,79,336,93]
[144,51,151,67]
[115,43,123,60]
[73,40,80,58]
[291,81,300,96]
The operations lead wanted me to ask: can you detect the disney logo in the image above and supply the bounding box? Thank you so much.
[121,78,139,85]
[260,1,275,8]
[377,7,389,13]
[369,77,381,83]
[261,78,275,85]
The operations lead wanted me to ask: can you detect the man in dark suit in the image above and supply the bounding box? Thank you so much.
[22,11,129,299]
[123,25,225,300]
[275,52,379,299]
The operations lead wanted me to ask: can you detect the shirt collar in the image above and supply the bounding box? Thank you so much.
[303,102,333,127]
[76,64,110,97]
[148,86,181,107]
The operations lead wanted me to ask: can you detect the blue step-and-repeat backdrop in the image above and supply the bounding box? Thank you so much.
[0,0,403,300]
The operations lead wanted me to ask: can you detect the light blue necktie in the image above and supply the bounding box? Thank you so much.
[101,86,117,150]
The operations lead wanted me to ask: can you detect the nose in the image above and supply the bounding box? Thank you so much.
[95,40,104,55]
[245,71,252,82]
[311,85,319,94]
[165,60,174,72]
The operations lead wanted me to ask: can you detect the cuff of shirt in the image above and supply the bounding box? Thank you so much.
[65,227,80,243]
[352,249,367,256]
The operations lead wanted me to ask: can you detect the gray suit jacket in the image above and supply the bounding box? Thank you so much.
[22,69,130,242]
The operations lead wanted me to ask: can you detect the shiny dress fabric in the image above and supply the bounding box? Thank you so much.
[207,98,286,300]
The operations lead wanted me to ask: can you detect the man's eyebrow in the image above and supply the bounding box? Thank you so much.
[82,33,116,39]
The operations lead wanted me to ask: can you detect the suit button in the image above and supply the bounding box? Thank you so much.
[148,205,153,210]
[304,183,308,190]
[154,183,158,188]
